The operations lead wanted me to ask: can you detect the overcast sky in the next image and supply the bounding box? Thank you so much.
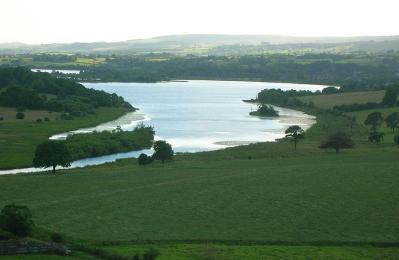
[1,0,399,44]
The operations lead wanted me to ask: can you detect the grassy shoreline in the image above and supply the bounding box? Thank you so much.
[0,106,133,169]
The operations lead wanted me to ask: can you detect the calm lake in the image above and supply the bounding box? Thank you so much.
[0,80,325,174]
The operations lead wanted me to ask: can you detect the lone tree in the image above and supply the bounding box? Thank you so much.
[152,140,174,164]
[364,112,384,131]
[385,112,399,132]
[33,140,71,172]
[285,125,304,150]
[382,87,398,107]
[0,204,34,237]
[320,132,354,153]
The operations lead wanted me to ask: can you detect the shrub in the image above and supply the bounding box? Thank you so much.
[368,131,385,143]
[322,86,339,94]
[16,112,25,119]
[60,113,73,120]
[51,232,63,243]
[138,153,153,165]
[394,135,399,145]
[36,118,43,123]
[44,117,50,122]
[0,204,34,236]
[320,132,354,153]
[143,248,159,260]
[0,116,3,121]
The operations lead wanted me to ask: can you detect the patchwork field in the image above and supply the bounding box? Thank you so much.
[298,91,385,109]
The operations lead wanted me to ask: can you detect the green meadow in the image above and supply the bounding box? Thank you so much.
[298,90,385,109]
[0,107,130,169]
[1,90,399,259]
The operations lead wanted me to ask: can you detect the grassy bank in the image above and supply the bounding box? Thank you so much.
[0,107,131,169]
[1,91,399,259]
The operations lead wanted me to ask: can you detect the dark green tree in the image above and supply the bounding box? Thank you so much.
[322,86,339,95]
[382,87,398,107]
[385,112,399,132]
[320,132,354,153]
[152,140,174,164]
[364,112,384,131]
[16,112,24,119]
[285,125,304,150]
[368,131,385,143]
[138,153,153,165]
[0,204,34,237]
[33,141,72,172]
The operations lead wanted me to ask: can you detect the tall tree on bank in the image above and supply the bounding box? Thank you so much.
[385,112,399,132]
[152,140,174,164]
[364,112,384,131]
[285,125,305,150]
[33,141,72,172]
[382,87,398,107]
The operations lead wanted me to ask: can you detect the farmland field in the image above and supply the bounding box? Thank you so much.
[298,91,385,109]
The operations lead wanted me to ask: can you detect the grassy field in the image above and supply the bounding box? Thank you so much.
[0,107,59,121]
[1,140,398,242]
[1,93,399,258]
[2,244,398,259]
[102,243,399,260]
[298,91,385,109]
[0,107,130,169]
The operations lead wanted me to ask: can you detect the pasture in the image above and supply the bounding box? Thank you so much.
[298,91,385,109]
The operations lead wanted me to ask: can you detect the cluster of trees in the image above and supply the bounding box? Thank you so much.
[364,111,399,143]
[284,125,354,153]
[138,140,174,165]
[33,124,155,172]
[65,124,155,160]
[250,104,279,117]
[0,67,132,116]
[255,89,316,110]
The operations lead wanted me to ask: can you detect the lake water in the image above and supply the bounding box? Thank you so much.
[31,69,80,74]
[0,80,325,175]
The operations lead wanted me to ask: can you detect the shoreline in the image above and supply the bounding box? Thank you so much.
[0,104,316,175]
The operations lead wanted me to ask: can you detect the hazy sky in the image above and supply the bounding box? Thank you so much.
[1,0,399,44]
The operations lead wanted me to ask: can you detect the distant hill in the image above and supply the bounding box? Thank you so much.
[1,34,399,54]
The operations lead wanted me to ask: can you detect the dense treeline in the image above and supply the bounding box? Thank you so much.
[65,124,154,161]
[32,54,76,63]
[254,85,398,114]
[2,53,399,89]
[71,53,399,90]
[0,67,132,116]
[253,89,316,109]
